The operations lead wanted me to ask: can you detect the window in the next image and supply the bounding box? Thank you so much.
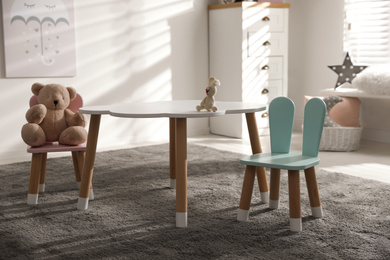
[344,0,390,65]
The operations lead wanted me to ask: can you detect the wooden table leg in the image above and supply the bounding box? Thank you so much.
[77,114,101,210]
[175,118,187,227]
[245,113,269,204]
[169,118,176,189]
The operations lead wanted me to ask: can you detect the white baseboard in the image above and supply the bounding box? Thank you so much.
[361,127,390,144]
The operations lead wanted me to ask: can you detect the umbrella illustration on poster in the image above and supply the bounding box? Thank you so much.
[10,0,70,66]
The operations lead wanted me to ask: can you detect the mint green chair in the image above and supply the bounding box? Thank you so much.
[237,97,326,231]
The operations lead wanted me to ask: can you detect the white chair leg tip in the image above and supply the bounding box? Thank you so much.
[170,179,176,189]
[237,209,249,222]
[89,189,95,201]
[39,183,45,193]
[77,197,89,210]
[290,218,302,232]
[27,194,38,205]
[260,191,269,204]
[269,199,279,209]
[176,212,187,227]
[311,206,323,218]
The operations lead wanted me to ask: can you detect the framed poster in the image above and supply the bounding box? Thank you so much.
[2,0,77,77]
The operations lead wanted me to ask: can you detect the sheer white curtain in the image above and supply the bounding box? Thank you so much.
[344,0,390,65]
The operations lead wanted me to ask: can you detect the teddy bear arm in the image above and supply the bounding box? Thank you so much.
[26,104,47,124]
[65,109,87,127]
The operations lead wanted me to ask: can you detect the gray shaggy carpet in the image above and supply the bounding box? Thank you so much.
[1,144,390,259]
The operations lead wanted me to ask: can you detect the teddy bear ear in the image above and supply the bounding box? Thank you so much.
[31,83,45,96]
[67,87,77,100]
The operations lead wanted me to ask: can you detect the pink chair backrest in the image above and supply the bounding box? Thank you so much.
[29,94,83,113]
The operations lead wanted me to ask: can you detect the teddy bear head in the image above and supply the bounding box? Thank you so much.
[32,83,77,110]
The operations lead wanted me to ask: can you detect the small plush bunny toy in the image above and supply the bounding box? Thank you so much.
[196,77,221,112]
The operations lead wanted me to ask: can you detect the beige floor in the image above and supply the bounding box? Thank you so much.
[189,133,390,184]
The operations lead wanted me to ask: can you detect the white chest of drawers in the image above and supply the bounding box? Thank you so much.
[208,2,290,138]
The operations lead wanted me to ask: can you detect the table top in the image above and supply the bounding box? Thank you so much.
[79,100,266,118]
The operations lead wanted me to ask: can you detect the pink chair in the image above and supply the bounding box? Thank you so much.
[26,94,94,205]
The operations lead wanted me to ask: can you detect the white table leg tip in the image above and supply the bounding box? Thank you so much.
[27,194,38,205]
[237,209,249,222]
[269,199,279,209]
[311,206,323,218]
[77,197,89,210]
[176,212,187,227]
[39,183,45,193]
[260,191,269,204]
[170,179,176,189]
[89,189,95,201]
[290,218,302,232]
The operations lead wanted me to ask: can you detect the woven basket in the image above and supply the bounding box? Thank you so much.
[319,126,363,152]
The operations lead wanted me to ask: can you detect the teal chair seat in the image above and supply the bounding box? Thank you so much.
[240,152,320,171]
[237,97,326,232]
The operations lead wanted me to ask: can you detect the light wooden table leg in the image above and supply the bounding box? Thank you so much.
[169,118,176,189]
[304,167,323,218]
[175,118,187,227]
[245,113,269,204]
[288,170,302,231]
[77,114,101,210]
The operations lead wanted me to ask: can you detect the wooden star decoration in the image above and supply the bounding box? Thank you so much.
[328,52,367,89]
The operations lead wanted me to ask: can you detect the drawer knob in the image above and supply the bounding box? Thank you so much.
[261,112,269,118]
[263,41,271,46]
[261,65,269,70]
[262,16,270,21]
[261,88,269,94]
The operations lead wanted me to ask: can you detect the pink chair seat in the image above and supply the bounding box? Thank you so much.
[27,142,86,153]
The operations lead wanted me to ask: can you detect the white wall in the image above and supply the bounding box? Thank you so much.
[1,0,389,164]
[287,0,390,143]
[286,0,344,125]
[0,0,212,164]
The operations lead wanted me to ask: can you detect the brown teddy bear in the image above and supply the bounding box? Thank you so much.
[21,83,88,147]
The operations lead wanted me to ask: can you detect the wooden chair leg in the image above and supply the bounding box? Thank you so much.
[256,167,269,204]
[39,153,47,193]
[28,153,43,205]
[304,167,323,218]
[288,170,302,231]
[237,165,256,221]
[72,151,82,184]
[269,168,281,209]
[169,118,176,189]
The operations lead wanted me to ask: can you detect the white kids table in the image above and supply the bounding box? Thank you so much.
[77,100,267,227]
